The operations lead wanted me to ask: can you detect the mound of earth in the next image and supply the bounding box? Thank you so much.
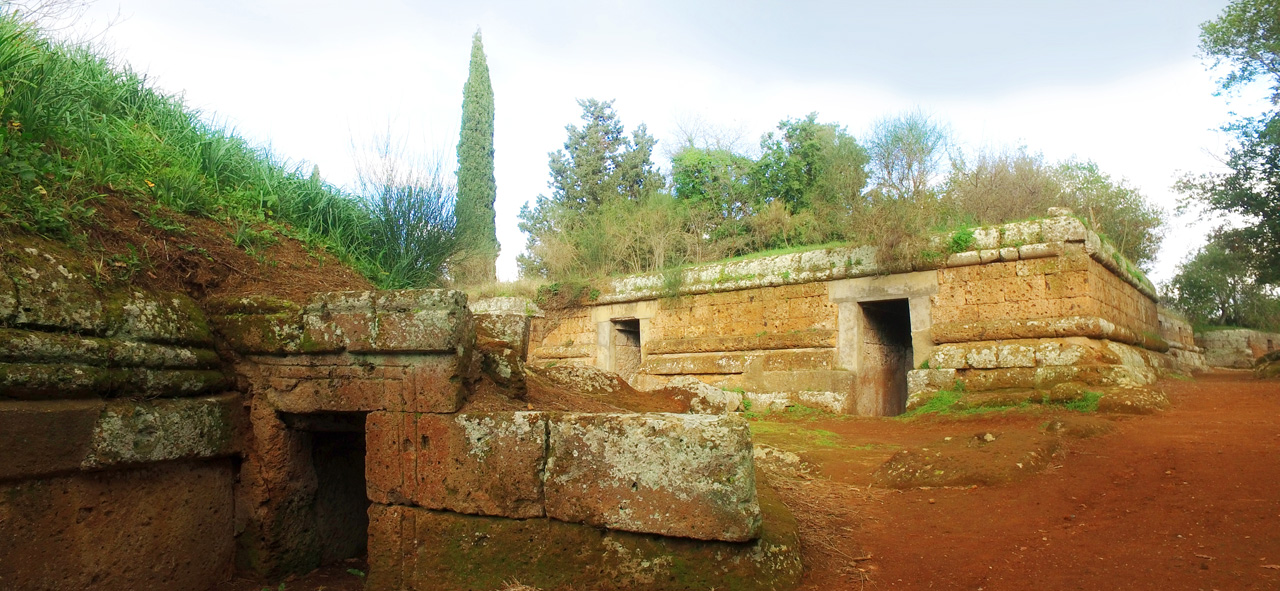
[6,193,372,309]
[523,364,692,413]
[873,430,1062,489]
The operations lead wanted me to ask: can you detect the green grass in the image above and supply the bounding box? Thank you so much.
[902,384,1106,418]
[1058,391,1103,413]
[948,226,976,253]
[0,14,455,288]
[748,421,842,450]
[898,388,965,418]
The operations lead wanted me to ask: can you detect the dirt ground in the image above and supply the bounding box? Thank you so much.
[774,370,1280,590]
[215,370,1280,591]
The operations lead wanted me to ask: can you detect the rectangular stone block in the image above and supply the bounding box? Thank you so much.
[257,353,466,413]
[82,394,241,469]
[545,413,761,542]
[641,352,755,375]
[298,290,471,354]
[367,498,801,591]
[0,362,226,400]
[761,349,835,372]
[0,459,234,591]
[366,412,547,518]
[645,329,837,355]
[0,399,103,480]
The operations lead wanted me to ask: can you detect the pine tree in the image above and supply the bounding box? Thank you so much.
[455,30,498,282]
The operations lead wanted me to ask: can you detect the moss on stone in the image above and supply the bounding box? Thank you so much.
[369,475,801,591]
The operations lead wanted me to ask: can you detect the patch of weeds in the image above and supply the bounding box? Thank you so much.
[660,266,684,298]
[780,270,791,280]
[899,389,962,418]
[108,244,145,281]
[948,226,976,253]
[748,421,842,449]
[143,209,187,234]
[588,288,601,301]
[179,243,213,261]
[783,403,835,420]
[919,359,931,369]
[230,221,278,257]
[919,248,945,264]
[1058,391,1103,413]
[347,568,366,577]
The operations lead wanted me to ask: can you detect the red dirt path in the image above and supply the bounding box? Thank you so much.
[791,370,1280,590]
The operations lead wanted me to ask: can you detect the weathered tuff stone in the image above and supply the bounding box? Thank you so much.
[2,242,214,345]
[642,351,756,375]
[366,478,801,591]
[661,376,743,413]
[366,412,547,518]
[245,353,468,413]
[473,312,529,393]
[544,413,761,542]
[0,459,234,591]
[301,290,472,354]
[0,394,239,479]
[0,399,103,480]
[0,362,227,400]
[1198,328,1280,369]
[82,393,241,468]
[213,289,473,355]
[932,316,1169,353]
[1257,350,1280,379]
[645,329,837,355]
[0,327,219,369]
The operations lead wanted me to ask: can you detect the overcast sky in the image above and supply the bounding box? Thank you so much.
[72,0,1255,283]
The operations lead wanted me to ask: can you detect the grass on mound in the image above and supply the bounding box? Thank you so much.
[0,14,453,289]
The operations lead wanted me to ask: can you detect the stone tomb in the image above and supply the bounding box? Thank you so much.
[528,210,1186,416]
[215,290,796,590]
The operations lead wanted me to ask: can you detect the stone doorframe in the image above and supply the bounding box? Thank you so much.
[589,300,660,374]
[829,270,939,387]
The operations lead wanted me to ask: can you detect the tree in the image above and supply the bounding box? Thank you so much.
[942,150,1165,269]
[1182,0,1280,284]
[1168,235,1280,330]
[1055,160,1165,270]
[866,109,949,201]
[943,147,1065,223]
[1199,0,1280,103]
[454,30,497,282]
[752,113,869,213]
[517,99,663,278]
[670,146,756,242]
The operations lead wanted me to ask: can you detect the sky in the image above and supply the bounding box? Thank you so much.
[65,0,1260,284]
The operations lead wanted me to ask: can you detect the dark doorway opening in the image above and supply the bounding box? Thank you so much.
[612,318,642,381]
[281,412,369,565]
[859,299,913,416]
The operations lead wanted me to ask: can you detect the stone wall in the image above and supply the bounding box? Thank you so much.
[528,211,1173,415]
[0,240,239,591]
[1158,308,1207,373]
[1197,328,1280,369]
[364,411,796,591]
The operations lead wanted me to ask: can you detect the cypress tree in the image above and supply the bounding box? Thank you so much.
[455,30,498,282]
